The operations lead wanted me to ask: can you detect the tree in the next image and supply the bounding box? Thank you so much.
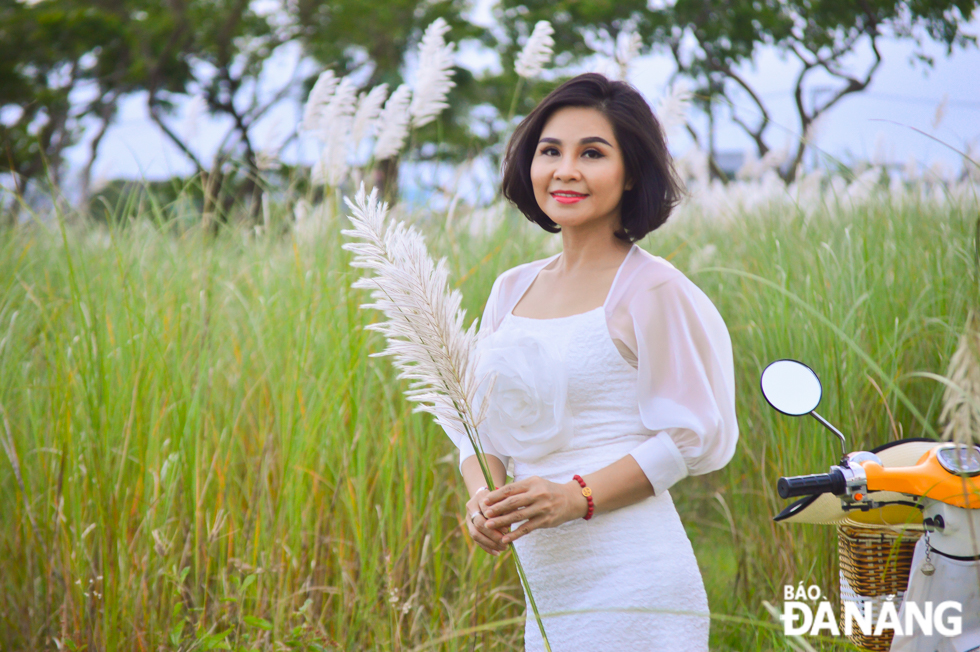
[290,0,490,198]
[494,0,979,180]
[653,0,978,179]
[0,0,294,221]
[0,0,195,205]
[2,0,121,193]
[139,0,301,224]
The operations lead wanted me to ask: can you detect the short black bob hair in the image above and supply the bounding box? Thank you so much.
[501,73,683,243]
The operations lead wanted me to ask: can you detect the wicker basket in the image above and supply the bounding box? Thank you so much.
[837,524,921,651]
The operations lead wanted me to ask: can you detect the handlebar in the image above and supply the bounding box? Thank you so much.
[777,468,847,499]
[774,445,980,509]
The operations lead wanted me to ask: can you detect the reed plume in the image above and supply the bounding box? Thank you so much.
[301,70,339,133]
[374,84,413,161]
[655,80,693,137]
[940,310,980,445]
[311,76,358,186]
[410,17,457,129]
[941,216,980,445]
[340,183,484,442]
[507,20,554,123]
[351,84,389,147]
[341,183,552,649]
[614,31,642,80]
[515,20,554,79]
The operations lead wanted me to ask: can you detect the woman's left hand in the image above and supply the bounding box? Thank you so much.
[479,476,588,545]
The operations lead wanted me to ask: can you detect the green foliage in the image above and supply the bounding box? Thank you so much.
[0,0,285,207]
[642,0,978,83]
[6,0,977,204]
[0,187,975,650]
[0,0,192,187]
[297,0,472,81]
[500,0,978,177]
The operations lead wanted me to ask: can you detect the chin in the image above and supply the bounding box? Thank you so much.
[550,217,595,231]
[541,199,617,229]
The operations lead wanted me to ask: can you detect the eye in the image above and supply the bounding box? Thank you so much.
[540,146,559,156]
[583,149,604,159]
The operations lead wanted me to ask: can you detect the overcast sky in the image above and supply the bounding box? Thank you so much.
[63,3,980,196]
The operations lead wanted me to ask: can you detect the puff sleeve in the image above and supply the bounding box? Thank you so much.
[450,275,512,474]
[626,277,738,496]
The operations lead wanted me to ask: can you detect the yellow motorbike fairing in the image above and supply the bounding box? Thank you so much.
[862,445,980,509]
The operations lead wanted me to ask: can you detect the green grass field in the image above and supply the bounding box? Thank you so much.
[0,186,976,651]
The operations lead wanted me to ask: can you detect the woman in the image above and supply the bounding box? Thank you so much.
[454,73,738,650]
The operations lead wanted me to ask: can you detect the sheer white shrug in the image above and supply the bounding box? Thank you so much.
[454,243,738,496]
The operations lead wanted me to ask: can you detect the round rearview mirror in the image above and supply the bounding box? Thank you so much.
[760,360,823,416]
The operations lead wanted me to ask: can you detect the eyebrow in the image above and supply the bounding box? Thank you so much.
[538,136,614,148]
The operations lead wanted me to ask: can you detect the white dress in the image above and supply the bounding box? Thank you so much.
[505,306,711,651]
[447,244,739,651]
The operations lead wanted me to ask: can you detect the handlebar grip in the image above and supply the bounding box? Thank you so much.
[777,469,847,499]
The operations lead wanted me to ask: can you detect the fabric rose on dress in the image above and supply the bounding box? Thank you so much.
[472,327,573,460]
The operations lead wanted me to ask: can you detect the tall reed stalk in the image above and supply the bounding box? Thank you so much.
[0,180,976,650]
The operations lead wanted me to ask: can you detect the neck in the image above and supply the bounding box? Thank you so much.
[556,226,633,273]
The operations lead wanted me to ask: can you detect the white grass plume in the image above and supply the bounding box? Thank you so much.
[374,84,413,161]
[515,20,555,79]
[351,84,389,146]
[311,76,358,185]
[301,70,339,133]
[614,30,642,80]
[341,183,551,646]
[340,183,486,445]
[940,310,980,445]
[319,76,358,136]
[655,80,693,137]
[410,17,457,129]
[311,137,350,186]
[255,115,286,170]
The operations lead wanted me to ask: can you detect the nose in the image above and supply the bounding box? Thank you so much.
[554,153,581,181]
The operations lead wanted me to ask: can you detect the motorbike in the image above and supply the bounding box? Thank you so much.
[761,359,980,652]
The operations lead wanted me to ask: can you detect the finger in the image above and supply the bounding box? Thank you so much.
[470,487,489,506]
[474,515,507,545]
[486,505,538,530]
[467,495,492,519]
[483,481,529,509]
[469,517,506,553]
[486,479,530,504]
[466,502,507,546]
[501,516,544,545]
[483,492,534,519]
[470,526,503,555]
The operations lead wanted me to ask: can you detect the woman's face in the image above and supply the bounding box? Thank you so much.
[530,106,633,233]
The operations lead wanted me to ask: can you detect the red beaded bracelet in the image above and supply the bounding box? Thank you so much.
[572,474,594,520]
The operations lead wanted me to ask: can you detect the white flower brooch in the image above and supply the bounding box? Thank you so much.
[473,328,573,460]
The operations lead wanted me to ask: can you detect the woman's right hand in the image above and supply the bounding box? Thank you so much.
[465,487,509,556]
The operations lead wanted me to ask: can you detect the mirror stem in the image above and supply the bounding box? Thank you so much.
[810,410,847,459]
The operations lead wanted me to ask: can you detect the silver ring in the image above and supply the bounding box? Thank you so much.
[468,511,480,523]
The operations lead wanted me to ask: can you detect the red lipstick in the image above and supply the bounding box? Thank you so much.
[551,191,587,204]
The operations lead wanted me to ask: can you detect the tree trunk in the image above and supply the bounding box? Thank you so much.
[373,156,400,206]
